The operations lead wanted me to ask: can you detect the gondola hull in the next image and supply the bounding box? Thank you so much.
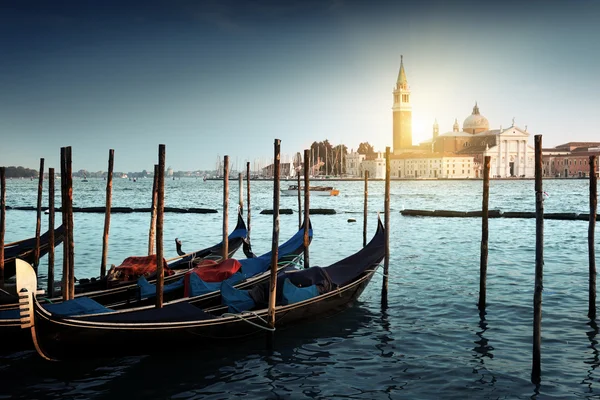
[23,268,375,360]
[2,224,65,281]
[17,219,383,361]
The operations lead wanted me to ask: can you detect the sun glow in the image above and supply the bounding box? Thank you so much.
[411,111,434,145]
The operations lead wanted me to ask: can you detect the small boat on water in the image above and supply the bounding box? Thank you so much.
[15,218,381,360]
[0,225,65,280]
[281,185,339,196]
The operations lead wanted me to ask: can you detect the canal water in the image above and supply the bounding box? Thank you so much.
[1,177,598,399]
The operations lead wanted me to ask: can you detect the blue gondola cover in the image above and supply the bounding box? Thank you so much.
[44,297,113,316]
[221,280,255,313]
[138,276,185,299]
[282,278,319,305]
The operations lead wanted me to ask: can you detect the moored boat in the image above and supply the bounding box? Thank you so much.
[1,218,311,352]
[1,224,65,281]
[281,185,339,196]
[16,218,381,360]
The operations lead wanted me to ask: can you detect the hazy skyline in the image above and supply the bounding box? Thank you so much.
[1,0,599,172]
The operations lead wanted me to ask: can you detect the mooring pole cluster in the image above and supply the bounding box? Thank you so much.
[148,165,159,256]
[101,149,114,278]
[47,168,55,297]
[222,155,229,261]
[155,144,166,308]
[246,162,251,243]
[303,149,310,269]
[34,158,44,270]
[268,139,281,346]
[589,155,598,319]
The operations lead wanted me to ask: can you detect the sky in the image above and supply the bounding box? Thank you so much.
[1,0,599,173]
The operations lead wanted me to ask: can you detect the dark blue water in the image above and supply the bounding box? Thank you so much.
[1,178,598,399]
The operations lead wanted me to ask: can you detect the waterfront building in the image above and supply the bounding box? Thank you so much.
[345,150,366,177]
[542,142,600,177]
[360,152,387,179]
[390,153,476,179]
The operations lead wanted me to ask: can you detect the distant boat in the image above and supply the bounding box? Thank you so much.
[281,185,339,196]
[133,178,137,182]
[82,174,88,182]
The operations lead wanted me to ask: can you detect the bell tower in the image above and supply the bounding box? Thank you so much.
[393,55,412,153]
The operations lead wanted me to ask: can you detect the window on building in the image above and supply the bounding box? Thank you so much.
[453,170,455,174]
[462,170,464,174]
[468,170,470,174]
[447,170,449,175]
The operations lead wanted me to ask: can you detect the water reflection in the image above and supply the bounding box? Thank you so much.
[87,306,379,399]
[582,319,600,397]
[472,311,496,388]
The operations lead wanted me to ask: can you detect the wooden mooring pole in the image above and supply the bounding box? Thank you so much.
[0,167,5,288]
[479,156,490,312]
[303,149,310,269]
[34,158,44,270]
[532,134,544,384]
[268,139,281,346]
[47,168,55,297]
[155,145,166,308]
[222,156,230,260]
[148,165,158,255]
[101,149,114,278]
[239,172,243,214]
[66,147,75,299]
[589,155,598,319]
[382,148,390,308]
[297,170,302,230]
[246,162,251,242]
[363,170,369,248]
[60,148,70,301]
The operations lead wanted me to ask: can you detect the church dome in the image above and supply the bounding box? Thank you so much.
[462,103,489,134]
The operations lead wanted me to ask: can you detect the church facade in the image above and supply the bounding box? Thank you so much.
[345,57,537,179]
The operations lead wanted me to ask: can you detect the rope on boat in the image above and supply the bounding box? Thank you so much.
[366,267,403,285]
[222,311,276,332]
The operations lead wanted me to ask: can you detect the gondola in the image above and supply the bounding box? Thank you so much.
[1,211,248,310]
[16,218,383,360]
[1,218,311,352]
[1,224,65,280]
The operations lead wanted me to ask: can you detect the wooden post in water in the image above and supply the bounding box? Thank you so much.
[382,148,390,307]
[222,156,229,260]
[246,162,251,242]
[0,167,5,288]
[34,158,44,269]
[479,156,491,312]
[268,139,281,344]
[303,149,310,269]
[101,149,114,278]
[47,168,55,297]
[363,170,369,248]
[297,170,302,230]
[589,155,598,319]
[155,145,166,308]
[66,147,75,299]
[60,148,70,301]
[148,165,158,255]
[238,173,243,214]
[532,134,544,384]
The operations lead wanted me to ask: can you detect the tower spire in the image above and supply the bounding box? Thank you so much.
[397,54,408,89]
